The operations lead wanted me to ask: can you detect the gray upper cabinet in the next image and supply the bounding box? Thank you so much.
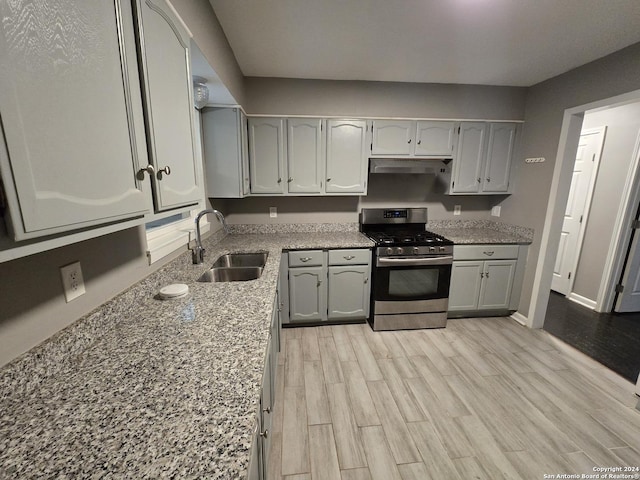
[201,107,250,198]
[483,123,517,193]
[134,0,201,211]
[287,119,324,194]
[0,0,151,240]
[414,121,457,157]
[325,119,368,194]
[248,118,286,194]
[371,120,413,155]
[451,122,487,194]
[450,122,517,195]
[371,120,457,158]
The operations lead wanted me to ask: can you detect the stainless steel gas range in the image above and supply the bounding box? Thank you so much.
[360,208,453,331]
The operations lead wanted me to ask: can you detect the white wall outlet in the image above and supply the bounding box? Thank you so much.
[491,206,501,217]
[454,205,461,216]
[525,157,546,163]
[269,207,277,218]
[60,261,86,303]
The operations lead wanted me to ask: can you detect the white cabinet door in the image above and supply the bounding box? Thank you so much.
[249,118,286,194]
[328,265,370,319]
[325,120,368,194]
[448,261,483,311]
[483,123,517,193]
[287,119,324,194]
[0,0,150,240]
[414,121,457,157]
[202,108,249,198]
[289,267,327,321]
[371,120,414,155]
[478,260,516,310]
[136,0,201,211]
[451,123,487,194]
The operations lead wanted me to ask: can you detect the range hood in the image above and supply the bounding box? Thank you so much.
[369,158,450,174]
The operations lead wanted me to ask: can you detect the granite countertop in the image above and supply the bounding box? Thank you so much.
[0,230,374,479]
[427,220,534,245]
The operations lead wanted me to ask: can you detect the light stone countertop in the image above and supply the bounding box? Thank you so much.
[0,231,374,479]
[427,220,534,245]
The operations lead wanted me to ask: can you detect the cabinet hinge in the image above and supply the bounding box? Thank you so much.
[370,142,373,151]
[615,284,624,293]
[568,272,571,280]
[458,126,461,134]
[452,181,455,188]
[632,219,640,229]
[579,215,583,224]
[592,153,596,162]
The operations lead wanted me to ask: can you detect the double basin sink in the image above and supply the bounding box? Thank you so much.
[198,252,268,282]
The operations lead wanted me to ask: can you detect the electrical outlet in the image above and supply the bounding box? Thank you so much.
[269,207,277,218]
[60,261,86,303]
[454,205,461,216]
[491,206,501,217]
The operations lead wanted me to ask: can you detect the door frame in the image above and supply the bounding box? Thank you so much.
[561,126,607,304]
[528,88,640,328]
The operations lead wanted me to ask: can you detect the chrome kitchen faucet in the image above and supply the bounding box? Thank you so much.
[192,209,229,264]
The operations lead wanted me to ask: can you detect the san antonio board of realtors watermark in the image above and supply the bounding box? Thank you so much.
[543,467,640,479]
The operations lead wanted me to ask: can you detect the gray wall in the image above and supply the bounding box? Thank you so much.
[171,0,245,105]
[220,174,496,225]
[572,102,640,301]
[244,77,526,119]
[500,42,640,318]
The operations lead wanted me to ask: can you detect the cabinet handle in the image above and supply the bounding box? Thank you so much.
[137,164,155,179]
[480,272,484,278]
[158,166,171,178]
[300,257,312,262]
[477,177,481,183]
[483,251,495,256]
[317,280,322,286]
[277,178,282,183]
[408,139,412,144]
[327,178,331,182]
[344,255,355,260]
[364,278,368,284]
[263,406,271,414]
[486,177,491,182]
[287,177,293,183]
[417,140,421,145]
[259,429,269,438]
[485,272,490,278]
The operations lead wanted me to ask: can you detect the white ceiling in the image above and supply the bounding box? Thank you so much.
[209,0,640,87]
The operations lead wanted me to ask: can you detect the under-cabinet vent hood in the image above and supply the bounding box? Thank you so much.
[369,158,450,174]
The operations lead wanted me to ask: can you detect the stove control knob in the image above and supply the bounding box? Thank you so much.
[386,247,393,255]
[439,246,446,252]
[396,247,404,255]
[429,246,436,253]
[413,247,419,254]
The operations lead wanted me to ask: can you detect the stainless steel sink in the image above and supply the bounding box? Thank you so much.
[198,266,263,283]
[211,252,268,269]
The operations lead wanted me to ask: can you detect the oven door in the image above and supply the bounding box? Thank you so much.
[373,255,452,314]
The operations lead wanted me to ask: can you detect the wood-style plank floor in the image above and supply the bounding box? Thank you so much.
[268,317,640,480]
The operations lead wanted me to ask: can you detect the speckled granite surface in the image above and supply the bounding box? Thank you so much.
[229,222,359,234]
[0,231,374,479]
[428,220,534,245]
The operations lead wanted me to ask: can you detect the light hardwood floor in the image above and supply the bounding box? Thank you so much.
[268,317,640,480]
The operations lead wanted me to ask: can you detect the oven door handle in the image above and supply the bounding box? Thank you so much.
[376,256,453,267]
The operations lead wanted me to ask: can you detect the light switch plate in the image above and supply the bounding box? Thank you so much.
[454,205,461,216]
[491,206,501,217]
[269,207,277,218]
[60,261,86,302]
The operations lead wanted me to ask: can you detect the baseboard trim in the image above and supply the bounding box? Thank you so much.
[510,311,528,326]
[567,292,597,310]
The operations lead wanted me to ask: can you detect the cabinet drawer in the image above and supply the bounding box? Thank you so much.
[289,250,324,267]
[453,245,519,260]
[328,249,370,265]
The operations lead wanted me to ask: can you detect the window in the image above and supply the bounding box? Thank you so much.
[145,209,209,264]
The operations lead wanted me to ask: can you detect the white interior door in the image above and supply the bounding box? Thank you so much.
[551,127,605,295]
[615,206,640,312]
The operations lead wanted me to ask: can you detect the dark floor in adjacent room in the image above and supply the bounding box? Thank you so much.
[544,291,640,382]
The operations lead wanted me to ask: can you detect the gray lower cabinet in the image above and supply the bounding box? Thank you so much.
[285,249,371,324]
[448,244,527,315]
[248,295,280,480]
